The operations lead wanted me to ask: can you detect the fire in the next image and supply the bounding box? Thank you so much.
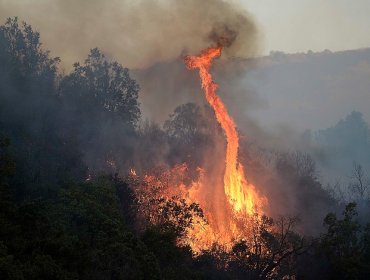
[130,46,267,253]
[184,46,265,216]
[130,168,137,176]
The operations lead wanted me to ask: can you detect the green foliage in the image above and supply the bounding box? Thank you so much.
[319,203,370,279]
[0,17,60,82]
[57,179,160,279]
[0,175,161,279]
[0,17,86,196]
[58,48,141,175]
[141,226,205,280]
[60,48,140,127]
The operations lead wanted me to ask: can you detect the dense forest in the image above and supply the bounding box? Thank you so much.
[1,18,370,280]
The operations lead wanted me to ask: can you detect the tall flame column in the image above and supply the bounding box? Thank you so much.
[185,46,262,216]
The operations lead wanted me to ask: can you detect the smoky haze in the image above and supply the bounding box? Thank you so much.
[0,0,260,69]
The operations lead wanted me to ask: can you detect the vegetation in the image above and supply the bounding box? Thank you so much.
[1,18,370,279]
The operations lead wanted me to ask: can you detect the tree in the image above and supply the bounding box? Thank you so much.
[228,215,306,279]
[275,152,336,235]
[164,103,219,174]
[164,103,208,144]
[315,111,370,151]
[59,48,141,176]
[314,111,370,188]
[0,18,86,196]
[130,167,206,240]
[0,17,59,87]
[133,121,169,174]
[1,174,162,280]
[60,48,140,127]
[56,178,160,280]
[348,162,370,201]
[319,203,370,279]
[128,169,208,279]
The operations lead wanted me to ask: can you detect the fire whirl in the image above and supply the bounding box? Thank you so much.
[133,46,267,253]
[184,46,265,217]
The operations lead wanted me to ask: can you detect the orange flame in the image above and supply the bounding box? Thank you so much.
[131,47,267,253]
[185,46,264,216]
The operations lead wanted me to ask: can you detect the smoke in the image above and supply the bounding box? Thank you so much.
[0,0,263,129]
[0,0,346,235]
[0,0,260,69]
[131,57,269,128]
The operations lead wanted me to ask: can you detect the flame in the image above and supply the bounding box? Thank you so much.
[184,46,265,216]
[130,168,137,176]
[131,46,267,253]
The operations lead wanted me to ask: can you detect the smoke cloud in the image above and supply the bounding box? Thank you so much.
[0,0,260,69]
[0,0,354,236]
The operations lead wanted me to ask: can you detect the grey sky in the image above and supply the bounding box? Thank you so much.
[241,0,370,54]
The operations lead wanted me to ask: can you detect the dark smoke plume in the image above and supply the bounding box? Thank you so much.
[0,0,260,69]
[209,24,238,48]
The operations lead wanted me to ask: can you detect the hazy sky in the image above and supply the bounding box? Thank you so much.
[241,0,370,54]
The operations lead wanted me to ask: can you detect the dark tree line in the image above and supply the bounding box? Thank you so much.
[1,18,370,279]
